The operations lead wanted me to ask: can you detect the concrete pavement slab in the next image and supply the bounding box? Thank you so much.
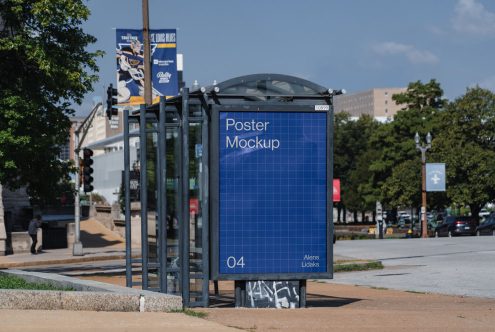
[0,310,237,332]
[330,237,495,298]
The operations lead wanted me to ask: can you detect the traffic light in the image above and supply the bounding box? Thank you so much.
[82,148,94,192]
[106,83,118,120]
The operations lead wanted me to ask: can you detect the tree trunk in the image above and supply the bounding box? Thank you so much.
[470,204,481,226]
[361,211,365,223]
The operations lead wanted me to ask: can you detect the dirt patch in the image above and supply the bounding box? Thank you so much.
[202,281,495,332]
[77,276,495,331]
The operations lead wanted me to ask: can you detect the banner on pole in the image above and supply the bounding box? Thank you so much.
[115,29,178,105]
[426,163,446,192]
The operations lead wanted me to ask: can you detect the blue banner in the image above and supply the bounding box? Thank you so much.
[218,111,328,274]
[115,29,178,105]
[426,163,446,192]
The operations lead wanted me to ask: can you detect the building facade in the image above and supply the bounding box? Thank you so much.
[333,88,406,122]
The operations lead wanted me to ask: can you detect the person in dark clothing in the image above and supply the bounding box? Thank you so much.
[28,215,42,254]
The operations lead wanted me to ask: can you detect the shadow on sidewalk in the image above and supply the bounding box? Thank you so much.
[306,293,362,307]
[80,230,123,248]
[208,291,362,308]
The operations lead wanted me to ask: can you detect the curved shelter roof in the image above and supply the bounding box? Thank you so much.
[146,73,334,111]
[211,73,329,96]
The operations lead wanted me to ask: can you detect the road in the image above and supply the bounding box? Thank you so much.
[330,236,495,298]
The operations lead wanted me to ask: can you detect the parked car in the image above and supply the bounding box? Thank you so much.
[479,209,491,218]
[397,215,411,229]
[434,216,477,237]
[476,215,495,236]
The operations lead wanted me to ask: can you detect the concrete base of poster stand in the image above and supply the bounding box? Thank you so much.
[235,280,306,308]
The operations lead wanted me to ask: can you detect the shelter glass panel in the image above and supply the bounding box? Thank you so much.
[165,125,181,294]
[146,127,159,289]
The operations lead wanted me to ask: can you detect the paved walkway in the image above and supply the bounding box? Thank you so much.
[0,219,139,269]
[3,228,495,331]
[2,219,357,270]
[0,310,237,332]
[331,237,495,298]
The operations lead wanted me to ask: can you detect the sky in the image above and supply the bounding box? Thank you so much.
[76,0,495,115]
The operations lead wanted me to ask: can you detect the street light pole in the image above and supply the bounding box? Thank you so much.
[415,132,432,239]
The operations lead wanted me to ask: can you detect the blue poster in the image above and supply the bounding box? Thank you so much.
[116,29,178,105]
[219,111,328,274]
[426,163,446,192]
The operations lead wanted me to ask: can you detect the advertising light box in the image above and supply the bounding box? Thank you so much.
[211,106,332,280]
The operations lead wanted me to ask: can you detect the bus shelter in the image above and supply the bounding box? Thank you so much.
[123,74,339,308]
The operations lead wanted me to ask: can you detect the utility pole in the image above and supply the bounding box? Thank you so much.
[73,133,83,256]
[142,0,152,106]
[73,102,102,256]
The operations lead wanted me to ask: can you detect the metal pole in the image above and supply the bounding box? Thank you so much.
[124,109,132,287]
[72,102,101,257]
[201,105,210,307]
[73,133,83,256]
[140,104,149,289]
[142,0,152,106]
[158,97,168,293]
[181,88,190,307]
[421,149,428,238]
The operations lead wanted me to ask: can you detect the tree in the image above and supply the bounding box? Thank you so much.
[343,115,381,220]
[369,80,446,210]
[432,87,495,223]
[333,112,352,222]
[0,0,102,204]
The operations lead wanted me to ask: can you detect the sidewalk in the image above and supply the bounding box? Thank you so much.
[0,219,139,269]
[1,218,367,272]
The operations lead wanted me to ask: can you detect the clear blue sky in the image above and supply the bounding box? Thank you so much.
[77,0,495,115]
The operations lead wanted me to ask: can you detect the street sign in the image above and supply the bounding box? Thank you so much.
[426,163,446,192]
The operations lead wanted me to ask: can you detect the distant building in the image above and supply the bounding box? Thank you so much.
[81,107,138,204]
[59,116,85,162]
[83,105,124,156]
[333,88,407,122]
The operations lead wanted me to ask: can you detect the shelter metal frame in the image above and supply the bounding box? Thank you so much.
[123,74,339,308]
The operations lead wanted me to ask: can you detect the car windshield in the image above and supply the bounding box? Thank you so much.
[445,217,456,223]
[483,217,494,225]
[445,216,471,223]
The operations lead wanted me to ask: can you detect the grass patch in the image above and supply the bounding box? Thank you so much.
[336,234,373,241]
[170,308,208,319]
[335,259,370,264]
[406,290,427,294]
[334,261,384,273]
[227,325,257,331]
[0,274,74,291]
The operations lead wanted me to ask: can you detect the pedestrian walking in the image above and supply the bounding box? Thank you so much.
[28,215,42,254]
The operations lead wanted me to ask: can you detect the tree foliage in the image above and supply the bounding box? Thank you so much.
[0,0,102,204]
[334,81,495,221]
[369,80,445,208]
[431,87,495,222]
[340,115,380,214]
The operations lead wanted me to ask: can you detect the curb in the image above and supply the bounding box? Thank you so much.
[0,253,140,269]
[0,270,182,312]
